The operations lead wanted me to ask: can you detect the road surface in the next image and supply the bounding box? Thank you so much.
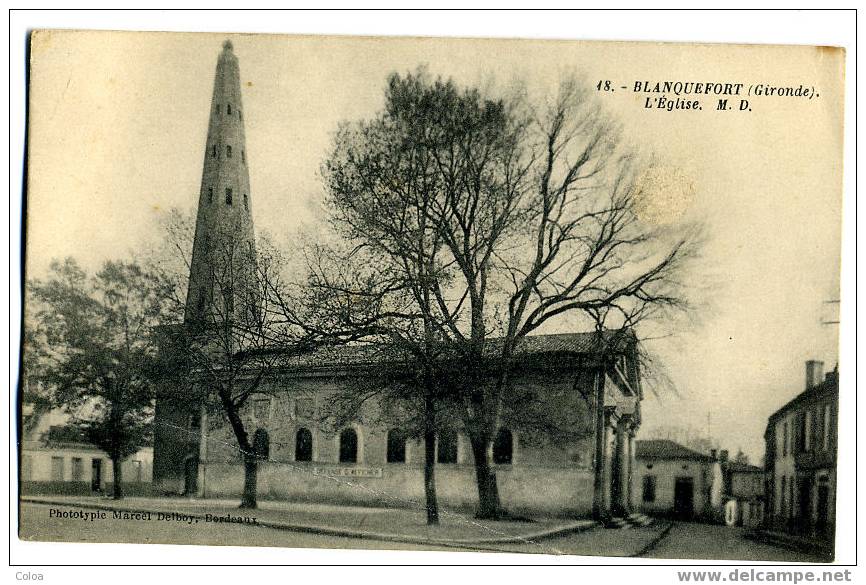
[18,502,824,562]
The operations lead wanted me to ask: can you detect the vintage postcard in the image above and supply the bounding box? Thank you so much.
[18,29,845,564]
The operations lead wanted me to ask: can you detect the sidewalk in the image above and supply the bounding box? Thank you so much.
[22,495,596,548]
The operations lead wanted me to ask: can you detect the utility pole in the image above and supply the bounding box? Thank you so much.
[707,411,711,444]
[821,299,840,325]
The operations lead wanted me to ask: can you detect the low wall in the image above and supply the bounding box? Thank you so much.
[200,461,593,517]
[20,481,155,497]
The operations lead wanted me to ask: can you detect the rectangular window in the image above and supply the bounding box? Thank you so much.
[225,188,233,205]
[296,398,315,420]
[239,109,242,121]
[243,193,248,211]
[212,144,217,158]
[51,456,64,481]
[796,412,807,454]
[241,149,245,163]
[642,475,656,503]
[824,404,831,451]
[782,422,788,456]
[226,145,232,158]
[780,476,787,515]
[437,430,458,464]
[805,410,813,452]
[71,457,84,481]
[253,397,270,420]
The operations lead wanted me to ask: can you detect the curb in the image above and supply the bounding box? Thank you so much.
[22,497,596,547]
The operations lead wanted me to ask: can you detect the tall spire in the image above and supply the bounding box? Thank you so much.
[185,40,256,325]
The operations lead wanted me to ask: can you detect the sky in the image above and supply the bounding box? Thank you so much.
[26,31,844,462]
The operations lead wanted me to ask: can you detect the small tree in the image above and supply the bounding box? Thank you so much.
[150,213,304,509]
[27,258,171,499]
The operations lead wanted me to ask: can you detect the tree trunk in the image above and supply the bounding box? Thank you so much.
[423,394,439,525]
[240,451,257,509]
[111,455,123,500]
[469,431,501,520]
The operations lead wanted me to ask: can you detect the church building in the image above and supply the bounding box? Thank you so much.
[152,41,645,519]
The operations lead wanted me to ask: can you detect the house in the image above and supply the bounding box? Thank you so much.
[633,439,722,521]
[763,360,837,541]
[719,453,765,527]
[20,404,153,496]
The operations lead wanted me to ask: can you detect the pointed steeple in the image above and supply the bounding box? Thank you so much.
[185,40,256,324]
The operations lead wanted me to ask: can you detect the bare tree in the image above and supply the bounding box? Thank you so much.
[271,94,461,522]
[316,70,702,519]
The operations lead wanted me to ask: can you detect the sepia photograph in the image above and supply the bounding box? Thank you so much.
[13,14,851,571]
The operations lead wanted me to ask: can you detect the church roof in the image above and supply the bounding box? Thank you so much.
[635,439,716,462]
[277,329,636,371]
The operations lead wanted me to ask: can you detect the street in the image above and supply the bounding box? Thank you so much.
[18,502,824,562]
[636,522,828,563]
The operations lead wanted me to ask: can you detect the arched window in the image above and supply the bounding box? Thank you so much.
[339,428,358,463]
[243,193,248,211]
[225,188,233,205]
[239,109,242,121]
[241,149,245,163]
[227,103,232,115]
[386,429,406,463]
[295,428,312,462]
[493,428,513,465]
[212,144,217,158]
[437,428,457,464]
[226,145,232,158]
[207,187,213,203]
[253,429,269,460]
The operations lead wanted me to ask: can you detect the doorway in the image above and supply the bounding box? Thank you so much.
[184,457,198,496]
[816,477,830,530]
[797,477,812,529]
[91,458,102,492]
[673,477,695,520]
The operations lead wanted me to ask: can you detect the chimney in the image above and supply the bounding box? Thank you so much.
[719,449,729,463]
[710,449,718,460]
[805,360,824,389]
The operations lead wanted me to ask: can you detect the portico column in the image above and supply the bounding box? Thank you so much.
[626,425,635,513]
[592,370,606,520]
[612,414,629,516]
[602,408,616,515]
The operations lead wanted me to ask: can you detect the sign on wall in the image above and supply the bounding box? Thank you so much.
[312,467,383,478]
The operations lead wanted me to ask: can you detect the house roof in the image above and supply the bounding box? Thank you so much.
[765,369,838,434]
[724,461,763,474]
[635,439,716,462]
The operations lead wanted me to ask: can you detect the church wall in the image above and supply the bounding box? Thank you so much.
[153,391,201,494]
[192,369,598,516]
[200,460,594,517]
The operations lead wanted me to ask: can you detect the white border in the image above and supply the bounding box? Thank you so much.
[6,7,858,580]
